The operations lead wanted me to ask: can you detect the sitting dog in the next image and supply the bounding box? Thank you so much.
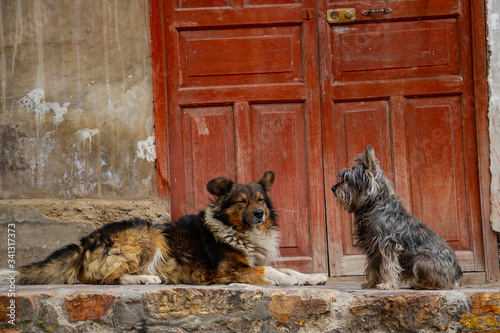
[16,171,327,286]
[331,146,462,289]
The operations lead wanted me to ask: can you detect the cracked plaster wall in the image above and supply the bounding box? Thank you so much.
[0,0,156,199]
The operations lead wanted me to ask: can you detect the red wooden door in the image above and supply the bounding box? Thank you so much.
[319,0,485,276]
[152,0,490,278]
[156,0,328,273]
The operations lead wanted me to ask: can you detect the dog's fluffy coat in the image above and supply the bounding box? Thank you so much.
[16,171,327,286]
[332,146,463,290]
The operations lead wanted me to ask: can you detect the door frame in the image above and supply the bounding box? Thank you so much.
[149,0,498,281]
[470,0,499,282]
[151,0,169,205]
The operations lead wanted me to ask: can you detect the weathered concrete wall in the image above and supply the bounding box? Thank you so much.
[0,0,156,200]
[488,0,500,233]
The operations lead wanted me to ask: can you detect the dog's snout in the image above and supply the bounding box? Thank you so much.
[332,177,344,194]
[253,209,264,218]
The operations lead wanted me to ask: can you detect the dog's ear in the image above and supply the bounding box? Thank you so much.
[362,146,382,198]
[207,177,234,196]
[258,171,275,193]
[362,145,380,172]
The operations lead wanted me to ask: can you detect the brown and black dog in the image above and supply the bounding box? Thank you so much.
[15,171,327,286]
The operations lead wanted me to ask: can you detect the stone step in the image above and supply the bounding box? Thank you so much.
[1,282,499,333]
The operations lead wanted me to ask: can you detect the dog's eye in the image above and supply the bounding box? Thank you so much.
[238,200,247,204]
[257,198,265,203]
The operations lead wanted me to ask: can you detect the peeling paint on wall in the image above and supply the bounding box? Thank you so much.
[74,128,99,143]
[18,88,70,126]
[137,136,157,163]
[74,128,99,152]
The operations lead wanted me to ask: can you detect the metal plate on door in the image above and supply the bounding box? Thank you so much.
[327,9,356,23]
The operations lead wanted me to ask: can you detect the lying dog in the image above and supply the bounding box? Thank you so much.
[17,171,327,286]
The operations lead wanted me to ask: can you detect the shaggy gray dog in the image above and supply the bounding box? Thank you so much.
[331,146,462,289]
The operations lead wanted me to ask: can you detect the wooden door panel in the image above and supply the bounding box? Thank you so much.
[405,95,479,271]
[341,101,391,171]
[179,26,303,87]
[181,106,236,212]
[250,103,309,257]
[405,96,470,249]
[324,100,392,274]
[333,101,392,256]
[332,19,458,82]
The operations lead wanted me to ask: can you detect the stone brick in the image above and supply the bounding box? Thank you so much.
[64,293,116,322]
[461,313,500,331]
[349,292,443,332]
[461,292,500,331]
[468,292,500,316]
[269,291,332,325]
[146,287,264,320]
[0,295,37,324]
[112,292,147,329]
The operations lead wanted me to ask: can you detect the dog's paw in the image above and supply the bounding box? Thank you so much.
[119,274,163,285]
[275,268,328,286]
[140,275,163,284]
[262,267,287,285]
[303,273,328,285]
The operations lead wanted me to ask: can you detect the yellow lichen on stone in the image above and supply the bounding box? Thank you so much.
[461,313,500,329]
[461,313,481,329]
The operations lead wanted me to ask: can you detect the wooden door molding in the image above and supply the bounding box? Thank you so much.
[150,0,170,203]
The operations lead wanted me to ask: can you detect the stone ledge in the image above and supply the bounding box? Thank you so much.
[1,283,500,333]
[0,199,171,227]
[0,199,171,267]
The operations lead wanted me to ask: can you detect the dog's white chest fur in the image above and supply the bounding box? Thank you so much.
[204,209,280,266]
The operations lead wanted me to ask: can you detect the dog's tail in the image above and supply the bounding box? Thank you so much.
[17,244,83,284]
